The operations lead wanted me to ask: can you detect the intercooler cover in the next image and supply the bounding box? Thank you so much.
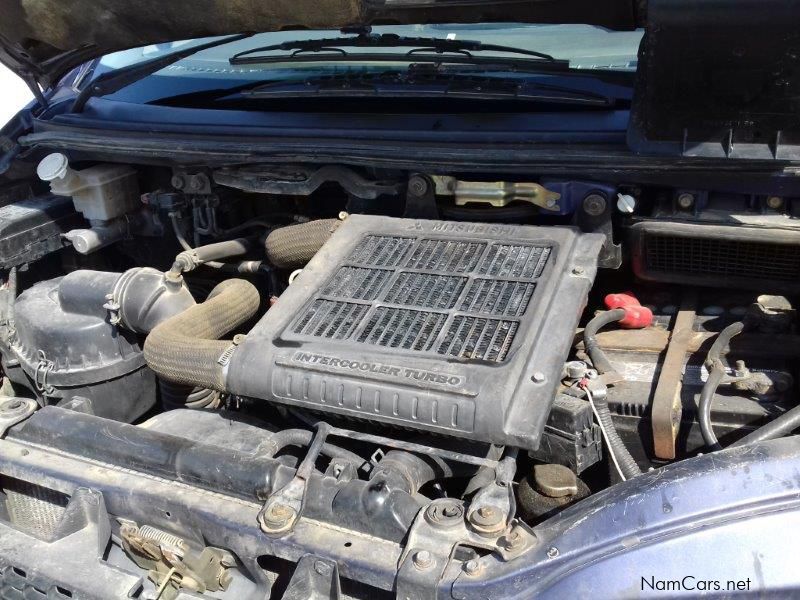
[228,216,604,449]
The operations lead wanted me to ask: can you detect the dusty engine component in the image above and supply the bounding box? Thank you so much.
[6,278,154,421]
[0,195,83,268]
[227,215,604,449]
[2,267,196,421]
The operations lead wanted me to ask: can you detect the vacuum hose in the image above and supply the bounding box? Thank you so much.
[144,279,260,391]
[583,310,642,479]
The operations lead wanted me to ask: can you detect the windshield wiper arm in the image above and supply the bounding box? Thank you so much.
[229,32,564,66]
[70,33,253,113]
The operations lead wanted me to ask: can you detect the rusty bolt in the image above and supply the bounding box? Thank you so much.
[463,559,481,576]
[469,505,504,534]
[413,550,434,570]
[260,503,296,531]
[505,529,525,550]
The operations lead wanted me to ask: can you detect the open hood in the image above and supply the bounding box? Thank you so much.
[0,0,641,89]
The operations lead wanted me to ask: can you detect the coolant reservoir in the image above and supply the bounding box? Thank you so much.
[36,153,140,221]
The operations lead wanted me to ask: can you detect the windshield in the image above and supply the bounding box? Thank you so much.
[98,23,643,80]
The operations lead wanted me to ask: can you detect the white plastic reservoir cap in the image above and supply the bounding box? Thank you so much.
[36,152,70,182]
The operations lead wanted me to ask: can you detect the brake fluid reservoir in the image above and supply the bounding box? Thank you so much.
[36,153,139,221]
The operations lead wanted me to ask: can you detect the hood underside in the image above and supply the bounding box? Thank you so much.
[0,0,642,88]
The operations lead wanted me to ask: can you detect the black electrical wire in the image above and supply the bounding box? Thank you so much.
[698,322,744,451]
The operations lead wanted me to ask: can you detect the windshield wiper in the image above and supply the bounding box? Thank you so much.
[236,71,613,106]
[228,31,570,72]
[70,33,253,113]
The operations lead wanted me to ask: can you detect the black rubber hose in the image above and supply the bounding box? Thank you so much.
[144,279,260,391]
[264,219,342,268]
[698,322,744,451]
[698,368,726,451]
[731,404,800,447]
[584,309,627,375]
[583,310,642,479]
[267,428,365,466]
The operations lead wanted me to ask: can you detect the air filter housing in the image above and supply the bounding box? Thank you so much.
[228,216,603,449]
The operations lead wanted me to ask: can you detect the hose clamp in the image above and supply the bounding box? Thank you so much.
[217,334,246,368]
[34,350,55,398]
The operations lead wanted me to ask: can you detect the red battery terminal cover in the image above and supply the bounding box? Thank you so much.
[604,292,653,329]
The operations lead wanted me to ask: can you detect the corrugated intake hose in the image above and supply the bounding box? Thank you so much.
[264,218,342,268]
[583,310,642,479]
[144,279,260,391]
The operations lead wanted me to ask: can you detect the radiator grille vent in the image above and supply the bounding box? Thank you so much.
[384,273,468,309]
[322,267,392,300]
[459,279,536,317]
[439,316,519,362]
[405,240,486,272]
[479,244,551,278]
[349,235,414,266]
[644,233,800,282]
[293,234,552,362]
[293,300,369,339]
[357,307,448,351]
[3,478,68,541]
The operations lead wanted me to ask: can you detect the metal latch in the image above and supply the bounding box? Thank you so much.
[119,520,234,600]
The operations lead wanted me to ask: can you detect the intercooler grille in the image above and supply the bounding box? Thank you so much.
[293,234,552,362]
[644,233,800,282]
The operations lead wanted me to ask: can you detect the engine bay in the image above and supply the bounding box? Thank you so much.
[0,154,797,598]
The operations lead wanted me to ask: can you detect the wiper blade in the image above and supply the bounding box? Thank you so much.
[70,33,253,113]
[239,72,613,106]
[228,31,569,70]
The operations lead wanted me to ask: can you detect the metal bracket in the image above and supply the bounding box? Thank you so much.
[0,397,37,437]
[259,422,331,535]
[652,294,697,459]
[397,497,535,600]
[575,200,621,269]
[432,176,562,212]
[465,456,517,536]
[404,174,439,219]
